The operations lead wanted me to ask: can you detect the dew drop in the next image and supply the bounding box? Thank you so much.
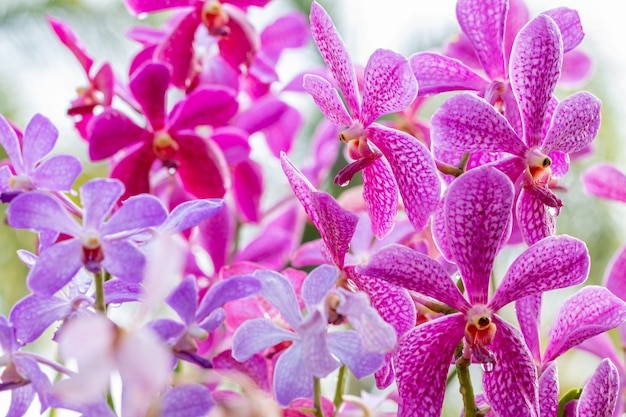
[167,166,177,175]
[481,362,494,373]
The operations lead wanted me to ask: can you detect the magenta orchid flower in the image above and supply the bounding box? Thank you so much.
[6,178,168,296]
[0,114,82,203]
[303,1,440,238]
[358,166,590,417]
[88,61,236,201]
[431,14,601,245]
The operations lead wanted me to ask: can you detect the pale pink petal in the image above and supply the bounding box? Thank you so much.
[489,236,589,312]
[445,166,514,305]
[409,52,488,95]
[456,0,507,79]
[362,158,398,239]
[483,317,539,417]
[577,359,620,417]
[581,164,626,203]
[393,314,466,417]
[516,190,556,246]
[509,15,562,148]
[302,74,353,126]
[309,1,360,119]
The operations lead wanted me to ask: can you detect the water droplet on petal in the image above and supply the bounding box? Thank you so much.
[481,362,494,373]
[167,166,177,175]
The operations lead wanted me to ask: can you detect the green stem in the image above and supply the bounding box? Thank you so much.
[94,268,106,314]
[332,365,347,415]
[455,343,478,417]
[314,376,324,417]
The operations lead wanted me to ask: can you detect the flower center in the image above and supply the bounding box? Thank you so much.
[525,147,552,187]
[81,229,104,273]
[325,292,345,325]
[201,1,230,37]
[8,175,34,192]
[153,131,180,170]
[464,304,497,347]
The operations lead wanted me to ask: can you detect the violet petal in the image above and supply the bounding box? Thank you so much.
[302,74,352,127]
[232,318,297,362]
[27,239,83,297]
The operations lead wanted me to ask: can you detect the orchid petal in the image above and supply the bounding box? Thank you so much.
[232,159,263,222]
[124,0,193,14]
[299,308,340,377]
[160,384,215,417]
[9,294,73,344]
[327,331,384,378]
[515,293,542,364]
[165,276,198,325]
[301,264,337,308]
[101,239,146,283]
[541,7,584,53]
[170,86,238,131]
[232,318,297,362]
[129,62,169,131]
[302,74,352,127]
[47,16,93,73]
[577,359,619,417]
[88,109,152,160]
[516,190,556,246]
[212,350,270,392]
[154,10,199,89]
[490,235,589,311]
[103,279,143,304]
[0,115,24,173]
[110,143,155,201]
[27,239,83,297]
[80,178,124,230]
[539,362,559,417]
[101,194,167,236]
[176,133,228,199]
[581,164,626,203]
[31,154,82,192]
[362,158,398,239]
[254,269,302,329]
[160,199,223,235]
[7,191,82,236]
[273,343,313,407]
[409,52,488,95]
[22,114,58,171]
[195,275,261,321]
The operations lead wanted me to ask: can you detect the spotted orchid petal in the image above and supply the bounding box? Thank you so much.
[539,361,559,417]
[362,158,398,239]
[577,359,620,417]
[541,7,584,53]
[431,93,527,156]
[309,1,360,119]
[445,166,514,305]
[542,286,626,364]
[409,52,489,95]
[510,15,563,148]
[541,92,601,155]
[515,293,542,364]
[483,316,539,417]
[456,0,507,80]
[489,235,589,312]
[516,190,556,246]
[582,164,626,203]
[303,74,353,127]
[360,49,417,126]
[359,244,469,313]
[393,314,466,417]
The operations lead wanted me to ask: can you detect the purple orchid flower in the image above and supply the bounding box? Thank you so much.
[0,114,82,203]
[431,14,601,245]
[6,178,168,296]
[88,61,236,201]
[149,274,261,367]
[0,316,53,417]
[357,166,590,417]
[158,383,215,417]
[232,265,395,406]
[303,1,440,238]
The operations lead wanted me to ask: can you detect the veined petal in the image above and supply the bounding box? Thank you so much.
[27,239,83,297]
[166,276,198,325]
[542,286,626,364]
[159,199,224,235]
[581,164,626,203]
[88,109,151,161]
[483,316,539,417]
[195,275,261,321]
[509,15,563,148]
[22,114,58,171]
[456,0,507,80]
[359,244,469,313]
[577,359,619,417]
[101,193,167,236]
[31,154,82,192]
[101,239,146,283]
[367,125,441,232]
[14,355,52,411]
[539,362,559,417]
[6,385,35,417]
[393,314,465,417]
[515,294,542,364]
[301,264,338,308]
[129,62,169,131]
[7,191,82,236]
[9,294,73,344]
[362,159,398,239]
[327,331,384,378]
[541,92,601,155]
[409,52,488,95]
[273,343,313,407]
[80,178,124,230]
[516,190,556,246]
[541,8,584,53]
[0,114,24,172]
[232,318,297,362]
[254,269,302,329]
[445,166,514,306]
[309,1,360,119]
[360,49,416,126]
[431,93,527,155]
[299,308,340,377]
[490,235,589,312]
[302,74,352,127]
[160,384,215,417]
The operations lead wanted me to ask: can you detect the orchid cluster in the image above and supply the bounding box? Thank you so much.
[0,0,624,416]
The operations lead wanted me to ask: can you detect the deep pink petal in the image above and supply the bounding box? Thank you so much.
[516,189,556,246]
[577,359,620,417]
[7,191,82,236]
[124,0,193,14]
[102,194,167,236]
[232,160,263,223]
[212,350,270,392]
[539,362,559,417]
[362,158,398,239]
[262,104,302,157]
[358,244,470,313]
[175,134,227,199]
[211,126,250,165]
[27,239,83,297]
[154,10,199,89]
[32,155,82,192]
[581,164,626,203]
[129,62,170,131]
[360,49,416,127]
[483,316,539,417]
[367,125,441,232]
[260,11,309,61]
[218,4,260,69]
[309,1,360,119]
[110,143,156,201]
[515,294,542,363]
[22,114,58,172]
[510,15,562,148]
[541,8,584,53]
[456,0,507,80]
[169,86,238,131]
[88,109,152,160]
[393,314,466,417]
[302,74,353,127]
[431,93,527,155]
[543,286,626,364]
[409,52,489,96]
[542,92,601,155]
[233,95,288,134]
[490,235,589,312]
[80,178,124,230]
[445,166,514,305]
[101,239,146,283]
[47,16,93,73]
